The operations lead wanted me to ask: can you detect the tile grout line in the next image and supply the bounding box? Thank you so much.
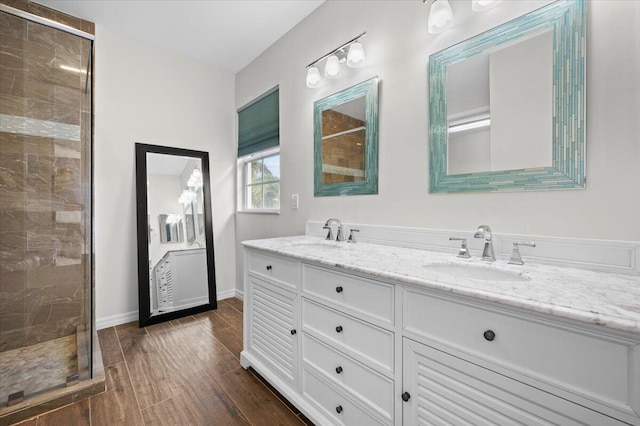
[114,326,145,424]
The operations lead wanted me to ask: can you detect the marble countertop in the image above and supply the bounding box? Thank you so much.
[243,235,640,335]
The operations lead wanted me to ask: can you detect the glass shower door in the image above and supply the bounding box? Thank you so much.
[0,9,93,406]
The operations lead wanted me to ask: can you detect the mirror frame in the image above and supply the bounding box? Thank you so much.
[135,143,217,327]
[429,0,586,193]
[314,77,379,196]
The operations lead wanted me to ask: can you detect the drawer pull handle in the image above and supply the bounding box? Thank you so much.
[290,329,296,335]
[335,366,343,374]
[483,330,496,341]
[336,405,343,414]
[335,325,343,333]
[336,286,343,293]
[266,265,272,271]
[402,392,411,402]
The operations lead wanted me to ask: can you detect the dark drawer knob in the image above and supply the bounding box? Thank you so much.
[335,366,343,374]
[402,392,411,402]
[335,325,343,333]
[483,330,496,341]
[336,286,343,293]
[336,405,343,414]
[290,329,296,335]
[266,265,272,271]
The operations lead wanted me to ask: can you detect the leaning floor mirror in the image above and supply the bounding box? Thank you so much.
[135,143,217,327]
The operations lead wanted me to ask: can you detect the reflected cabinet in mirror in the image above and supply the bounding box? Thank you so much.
[429,0,586,193]
[135,143,217,327]
[314,77,379,196]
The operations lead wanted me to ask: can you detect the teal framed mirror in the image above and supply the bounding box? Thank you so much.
[429,0,586,193]
[314,77,379,196]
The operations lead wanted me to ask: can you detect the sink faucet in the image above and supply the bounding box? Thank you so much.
[323,218,344,242]
[474,225,496,262]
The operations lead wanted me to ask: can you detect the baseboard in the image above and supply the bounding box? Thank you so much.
[96,288,244,330]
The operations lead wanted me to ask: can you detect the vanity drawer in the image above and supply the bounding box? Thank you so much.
[302,299,394,376]
[302,264,394,327]
[302,367,388,426]
[248,250,299,290]
[302,333,394,422]
[403,287,640,417]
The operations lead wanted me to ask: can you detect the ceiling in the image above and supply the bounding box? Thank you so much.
[33,0,325,73]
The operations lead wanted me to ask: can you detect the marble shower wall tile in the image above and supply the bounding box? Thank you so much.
[0,7,91,353]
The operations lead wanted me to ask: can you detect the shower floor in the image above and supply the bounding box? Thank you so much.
[0,335,78,406]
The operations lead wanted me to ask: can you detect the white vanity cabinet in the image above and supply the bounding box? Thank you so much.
[241,246,640,426]
[243,250,301,392]
[300,265,396,425]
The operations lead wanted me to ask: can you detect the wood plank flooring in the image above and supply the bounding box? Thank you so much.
[15,298,312,426]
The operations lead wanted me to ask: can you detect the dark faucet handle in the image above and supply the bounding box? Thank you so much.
[347,229,360,243]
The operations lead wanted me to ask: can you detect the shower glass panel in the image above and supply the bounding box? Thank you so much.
[0,9,93,407]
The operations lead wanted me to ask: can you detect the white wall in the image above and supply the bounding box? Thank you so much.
[235,1,640,290]
[94,27,236,326]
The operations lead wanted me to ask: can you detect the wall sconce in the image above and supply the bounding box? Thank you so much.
[472,0,500,12]
[425,0,501,34]
[427,0,454,34]
[306,32,366,88]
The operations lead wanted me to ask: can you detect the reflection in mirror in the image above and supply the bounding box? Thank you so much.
[158,214,184,243]
[314,77,379,196]
[321,96,366,184]
[446,29,553,174]
[136,144,216,327]
[429,0,585,193]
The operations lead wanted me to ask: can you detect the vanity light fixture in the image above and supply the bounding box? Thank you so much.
[427,0,454,34]
[472,0,500,12]
[305,32,366,88]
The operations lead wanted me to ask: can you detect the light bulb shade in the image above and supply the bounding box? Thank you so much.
[306,66,321,88]
[428,0,454,34]
[472,0,500,12]
[324,54,341,78]
[346,42,366,68]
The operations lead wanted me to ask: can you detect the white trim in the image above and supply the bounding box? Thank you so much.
[96,311,138,330]
[306,221,640,275]
[96,289,243,329]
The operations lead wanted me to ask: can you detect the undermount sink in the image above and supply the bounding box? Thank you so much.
[422,263,529,282]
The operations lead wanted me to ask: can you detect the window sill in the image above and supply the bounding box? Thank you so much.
[237,209,280,215]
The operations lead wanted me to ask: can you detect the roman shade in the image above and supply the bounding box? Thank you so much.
[238,88,279,157]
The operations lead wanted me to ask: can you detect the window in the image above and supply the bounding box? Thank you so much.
[241,149,280,211]
[237,87,280,212]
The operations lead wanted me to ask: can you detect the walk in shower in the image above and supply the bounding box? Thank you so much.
[0,1,98,421]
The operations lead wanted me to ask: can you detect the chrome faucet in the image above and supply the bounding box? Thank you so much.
[474,225,496,262]
[323,218,344,242]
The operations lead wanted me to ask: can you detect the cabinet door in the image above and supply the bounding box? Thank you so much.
[248,276,299,389]
[401,338,624,426]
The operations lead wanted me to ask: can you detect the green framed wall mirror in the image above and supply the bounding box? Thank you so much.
[314,77,379,196]
[429,0,586,193]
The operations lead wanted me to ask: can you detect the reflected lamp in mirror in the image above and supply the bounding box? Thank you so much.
[314,77,379,196]
[135,143,217,327]
[428,0,586,193]
[158,214,184,243]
